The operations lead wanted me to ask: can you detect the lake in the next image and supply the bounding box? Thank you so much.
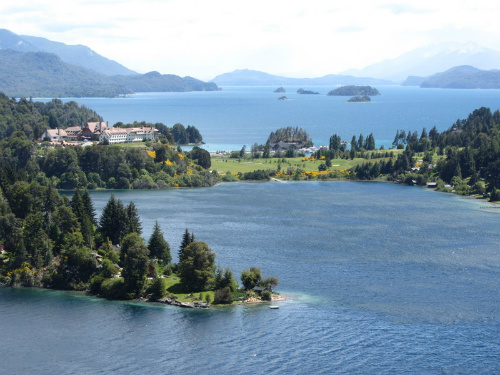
[2,182,500,375]
[38,85,500,151]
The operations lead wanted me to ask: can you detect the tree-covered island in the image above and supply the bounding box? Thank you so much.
[327,85,381,96]
[347,95,371,102]
[297,88,320,95]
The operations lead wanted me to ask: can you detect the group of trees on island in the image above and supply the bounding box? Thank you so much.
[0,186,278,304]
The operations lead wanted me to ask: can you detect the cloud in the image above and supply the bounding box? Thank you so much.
[1,0,499,79]
[380,3,430,15]
[337,26,365,33]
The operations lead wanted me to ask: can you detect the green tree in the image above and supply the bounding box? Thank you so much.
[172,123,188,144]
[178,241,215,291]
[120,232,150,297]
[178,228,194,263]
[241,267,262,290]
[214,286,233,304]
[98,194,126,244]
[125,202,142,236]
[148,221,171,264]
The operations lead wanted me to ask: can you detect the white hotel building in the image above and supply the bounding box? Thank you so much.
[99,127,159,144]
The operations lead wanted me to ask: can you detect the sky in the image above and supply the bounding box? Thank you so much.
[1,0,499,80]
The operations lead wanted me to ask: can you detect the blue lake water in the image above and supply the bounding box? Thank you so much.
[2,182,500,374]
[40,86,500,151]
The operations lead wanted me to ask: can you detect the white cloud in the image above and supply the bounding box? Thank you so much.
[1,0,499,79]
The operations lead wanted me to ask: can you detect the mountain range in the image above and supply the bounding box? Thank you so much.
[0,29,218,97]
[0,28,135,76]
[402,66,500,89]
[342,42,500,82]
[211,69,393,86]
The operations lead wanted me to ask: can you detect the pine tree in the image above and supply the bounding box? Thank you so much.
[125,202,142,236]
[148,221,171,264]
[98,194,125,244]
[81,188,96,226]
[178,228,194,263]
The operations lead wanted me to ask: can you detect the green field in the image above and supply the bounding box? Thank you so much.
[211,153,403,175]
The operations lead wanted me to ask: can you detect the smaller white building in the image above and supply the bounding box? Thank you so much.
[99,127,159,144]
[41,128,67,142]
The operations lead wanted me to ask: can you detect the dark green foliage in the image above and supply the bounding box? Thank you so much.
[179,229,194,263]
[98,194,125,244]
[125,202,142,236]
[52,232,97,290]
[214,286,233,304]
[178,241,216,291]
[241,267,262,290]
[147,277,167,300]
[120,232,150,297]
[347,95,371,102]
[240,170,270,181]
[148,221,171,264]
[267,127,313,147]
[259,277,279,290]
[261,290,272,301]
[100,278,126,299]
[297,88,319,95]
[214,266,238,292]
[189,146,211,169]
[172,123,188,144]
[186,125,203,144]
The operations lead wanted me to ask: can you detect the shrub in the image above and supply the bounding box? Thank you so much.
[147,277,167,300]
[261,290,272,301]
[214,286,233,304]
[100,277,125,299]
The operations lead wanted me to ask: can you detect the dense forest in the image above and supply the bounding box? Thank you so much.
[0,94,214,190]
[347,107,500,199]
[0,95,277,304]
[0,187,278,304]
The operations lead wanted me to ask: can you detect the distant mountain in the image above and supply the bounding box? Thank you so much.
[211,69,393,86]
[0,50,219,98]
[114,71,219,92]
[0,28,136,76]
[402,66,500,89]
[343,42,500,82]
[0,49,132,97]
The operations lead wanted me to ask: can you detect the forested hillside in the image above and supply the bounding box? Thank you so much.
[0,50,219,98]
[0,93,102,140]
[347,107,500,198]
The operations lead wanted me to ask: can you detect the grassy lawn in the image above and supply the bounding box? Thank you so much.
[161,275,216,303]
[211,150,405,175]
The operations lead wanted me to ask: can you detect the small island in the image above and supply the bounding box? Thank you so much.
[297,88,319,95]
[278,96,289,100]
[347,95,371,102]
[327,85,380,96]
[274,87,286,93]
